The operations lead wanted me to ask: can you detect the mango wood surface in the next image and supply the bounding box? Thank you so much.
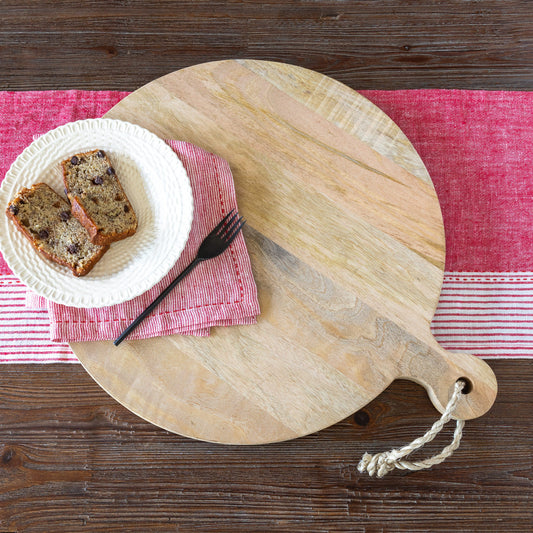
[70,60,496,444]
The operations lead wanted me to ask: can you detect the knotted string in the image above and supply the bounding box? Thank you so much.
[358,380,466,478]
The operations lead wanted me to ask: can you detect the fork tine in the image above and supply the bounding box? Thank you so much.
[224,214,243,236]
[210,209,235,235]
[217,212,238,236]
[225,217,246,245]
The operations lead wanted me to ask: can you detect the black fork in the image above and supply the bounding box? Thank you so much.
[114,210,245,346]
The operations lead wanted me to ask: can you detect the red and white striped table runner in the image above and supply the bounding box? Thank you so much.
[361,90,533,360]
[1,90,531,361]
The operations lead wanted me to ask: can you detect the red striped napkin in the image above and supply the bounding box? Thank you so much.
[25,139,260,341]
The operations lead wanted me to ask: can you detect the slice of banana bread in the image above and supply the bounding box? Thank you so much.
[6,183,109,277]
[61,149,137,246]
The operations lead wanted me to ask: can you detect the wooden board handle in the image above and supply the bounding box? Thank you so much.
[397,337,497,420]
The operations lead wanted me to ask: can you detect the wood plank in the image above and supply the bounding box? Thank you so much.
[0,1,531,90]
[0,361,530,531]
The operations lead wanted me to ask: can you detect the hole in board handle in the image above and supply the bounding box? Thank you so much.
[457,377,473,395]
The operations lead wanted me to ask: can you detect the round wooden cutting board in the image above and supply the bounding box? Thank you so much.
[70,60,497,444]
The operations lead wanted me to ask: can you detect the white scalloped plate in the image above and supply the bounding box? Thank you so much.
[0,118,193,308]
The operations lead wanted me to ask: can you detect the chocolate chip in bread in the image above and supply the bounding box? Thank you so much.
[6,183,109,276]
[62,150,137,246]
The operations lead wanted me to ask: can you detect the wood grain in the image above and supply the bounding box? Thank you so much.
[0,1,532,91]
[0,1,531,531]
[0,361,530,532]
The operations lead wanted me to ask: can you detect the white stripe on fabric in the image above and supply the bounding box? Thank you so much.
[1,272,532,362]
[0,276,76,363]
[432,272,533,358]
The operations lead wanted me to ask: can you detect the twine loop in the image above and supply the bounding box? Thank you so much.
[358,379,467,478]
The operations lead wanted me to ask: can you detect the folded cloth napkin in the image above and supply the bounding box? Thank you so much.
[26,140,260,342]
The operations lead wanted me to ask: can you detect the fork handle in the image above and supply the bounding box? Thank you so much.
[114,257,203,346]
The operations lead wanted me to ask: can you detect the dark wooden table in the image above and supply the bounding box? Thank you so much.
[1,2,532,531]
